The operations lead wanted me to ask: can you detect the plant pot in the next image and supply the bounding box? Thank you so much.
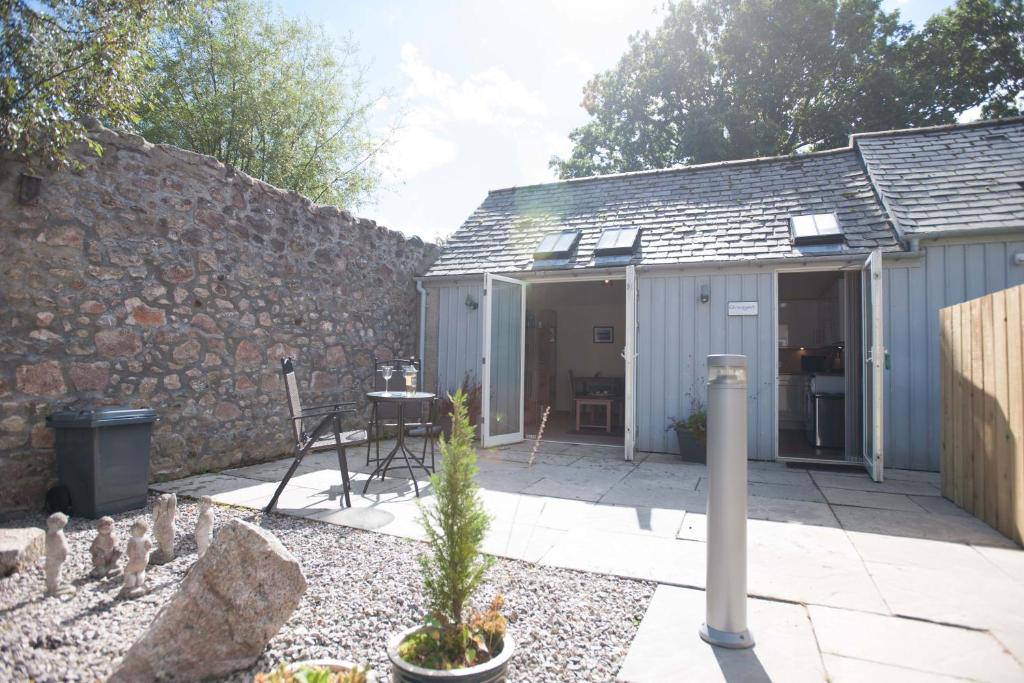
[674,428,706,464]
[387,626,515,683]
[286,659,377,682]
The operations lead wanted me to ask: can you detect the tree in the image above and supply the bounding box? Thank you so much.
[552,0,1024,178]
[137,0,385,207]
[1,0,173,168]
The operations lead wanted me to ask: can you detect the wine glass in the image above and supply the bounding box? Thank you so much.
[381,364,393,393]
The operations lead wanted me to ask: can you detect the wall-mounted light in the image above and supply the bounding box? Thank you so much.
[1014,252,1024,266]
[700,285,710,304]
[465,294,479,310]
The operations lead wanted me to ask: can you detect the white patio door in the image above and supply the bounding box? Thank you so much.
[861,249,885,482]
[481,273,526,447]
[623,265,639,461]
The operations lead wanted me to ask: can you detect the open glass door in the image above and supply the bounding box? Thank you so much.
[481,273,526,447]
[861,249,885,482]
[623,265,639,461]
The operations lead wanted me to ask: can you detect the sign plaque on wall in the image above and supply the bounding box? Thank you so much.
[727,301,758,316]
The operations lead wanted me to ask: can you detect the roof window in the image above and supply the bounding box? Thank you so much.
[533,230,581,259]
[790,213,843,245]
[595,227,641,256]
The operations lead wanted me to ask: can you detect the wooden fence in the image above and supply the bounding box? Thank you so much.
[940,283,1024,545]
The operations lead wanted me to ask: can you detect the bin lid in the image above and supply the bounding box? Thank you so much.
[46,407,158,428]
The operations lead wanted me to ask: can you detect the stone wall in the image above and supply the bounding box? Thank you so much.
[0,121,438,514]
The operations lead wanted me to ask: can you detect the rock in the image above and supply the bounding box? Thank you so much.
[15,361,66,396]
[69,362,110,392]
[94,329,141,358]
[0,527,45,576]
[109,519,307,682]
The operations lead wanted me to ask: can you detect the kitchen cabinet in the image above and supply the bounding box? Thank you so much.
[778,298,841,347]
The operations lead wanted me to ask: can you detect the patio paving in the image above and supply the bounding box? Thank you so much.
[152,439,1024,682]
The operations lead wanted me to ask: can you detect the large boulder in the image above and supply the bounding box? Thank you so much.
[109,519,307,682]
[0,527,44,576]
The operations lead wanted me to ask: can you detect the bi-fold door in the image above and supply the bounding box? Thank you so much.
[480,273,526,447]
[861,249,885,482]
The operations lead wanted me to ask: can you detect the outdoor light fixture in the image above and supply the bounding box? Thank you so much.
[465,294,478,310]
[700,285,710,303]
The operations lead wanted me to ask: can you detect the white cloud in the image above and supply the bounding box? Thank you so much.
[399,43,547,128]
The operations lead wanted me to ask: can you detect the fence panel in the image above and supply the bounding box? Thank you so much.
[940,284,1024,545]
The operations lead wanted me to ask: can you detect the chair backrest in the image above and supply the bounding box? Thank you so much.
[281,357,303,442]
[568,369,578,397]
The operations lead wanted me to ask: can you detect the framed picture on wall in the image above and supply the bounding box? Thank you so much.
[593,326,614,343]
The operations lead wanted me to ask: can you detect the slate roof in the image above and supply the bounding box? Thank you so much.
[425,149,896,277]
[854,118,1024,237]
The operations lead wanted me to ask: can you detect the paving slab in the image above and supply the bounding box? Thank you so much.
[974,544,1024,587]
[822,654,970,682]
[676,512,707,542]
[833,504,1017,547]
[697,478,827,503]
[483,523,566,563]
[810,471,941,497]
[748,520,888,613]
[819,486,922,512]
[540,528,706,586]
[864,559,1024,636]
[598,483,707,511]
[845,530,996,571]
[906,494,973,517]
[616,585,826,682]
[747,496,840,527]
[808,604,1024,682]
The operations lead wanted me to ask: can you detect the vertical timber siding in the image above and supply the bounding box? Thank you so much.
[939,284,1023,544]
[636,271,775,459]
[435,282,484,394]
[885,238,1024,470]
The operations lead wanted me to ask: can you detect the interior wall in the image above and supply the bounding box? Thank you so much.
[527,281,625,411]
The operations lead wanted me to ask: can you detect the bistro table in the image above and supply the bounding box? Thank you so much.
[364,390,436,496]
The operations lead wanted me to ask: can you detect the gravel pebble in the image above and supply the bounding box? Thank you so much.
[1,496,653,682]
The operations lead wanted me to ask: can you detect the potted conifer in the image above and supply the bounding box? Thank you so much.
[387,389,514,682]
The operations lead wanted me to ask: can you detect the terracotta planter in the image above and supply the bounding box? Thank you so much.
[674,428,706,464]
[286,659,377,682]
[387,627,515,683]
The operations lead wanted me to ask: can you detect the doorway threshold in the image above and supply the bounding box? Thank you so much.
[777,455,862,468]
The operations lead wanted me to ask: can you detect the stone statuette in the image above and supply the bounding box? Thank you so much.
[195,496,214,558]
[120,518,154,599]
[152,492,177,563]
[44,512,74,596]
[89,516,122,578]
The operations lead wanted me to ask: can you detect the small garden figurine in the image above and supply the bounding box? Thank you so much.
[152,492,177,563]
[388,389,513,679]
[195,495,214,557]
[120,518,154,599]
[89,515,122,579]
[44,512,74,596]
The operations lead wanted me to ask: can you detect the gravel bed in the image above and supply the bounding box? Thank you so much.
[1,496,654,682]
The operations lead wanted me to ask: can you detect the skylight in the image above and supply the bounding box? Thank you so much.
[533,230,581,259]
[595,227,641,256]
[790,213,843,245]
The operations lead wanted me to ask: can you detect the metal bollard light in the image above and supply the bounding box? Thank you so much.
[700,354,755,649]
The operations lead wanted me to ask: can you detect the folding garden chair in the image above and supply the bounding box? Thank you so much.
[265,357,367,513]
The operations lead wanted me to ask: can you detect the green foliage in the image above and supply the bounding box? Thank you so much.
[0,0,176,169]
[552,0,1024,177]
[668,402,707,447]
[254,663,370,683]
[137,0,385,207]
[397,595,507,670]
[417,389,493,626]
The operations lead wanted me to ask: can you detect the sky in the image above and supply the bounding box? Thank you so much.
[276,0,957,243]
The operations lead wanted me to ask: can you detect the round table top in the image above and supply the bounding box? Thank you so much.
[366,391,436,401]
